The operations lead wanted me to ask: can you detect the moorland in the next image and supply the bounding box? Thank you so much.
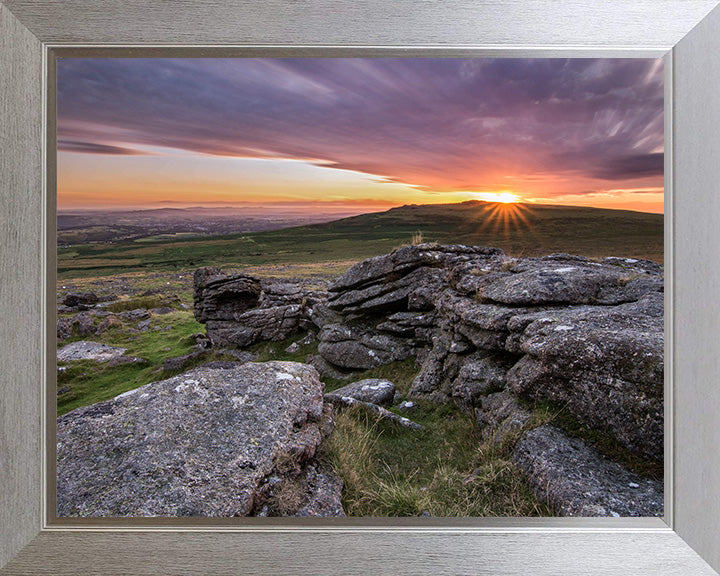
[56,200,664,517]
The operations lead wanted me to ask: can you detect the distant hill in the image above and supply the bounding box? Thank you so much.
[309,200,663,260]
[57,205,368,246]
[57,201,663,278]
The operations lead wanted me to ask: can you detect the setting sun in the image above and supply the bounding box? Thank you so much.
[473,192,521,204]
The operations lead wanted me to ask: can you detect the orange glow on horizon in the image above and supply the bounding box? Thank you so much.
[56,150,664,214]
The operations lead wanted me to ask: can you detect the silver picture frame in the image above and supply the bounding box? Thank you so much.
[2,1,719,574]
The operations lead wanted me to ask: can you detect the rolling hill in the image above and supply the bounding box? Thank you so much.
[57,200,663,279]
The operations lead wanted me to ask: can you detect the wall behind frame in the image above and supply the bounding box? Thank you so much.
[673,5,720,573]
[0,3,44,569]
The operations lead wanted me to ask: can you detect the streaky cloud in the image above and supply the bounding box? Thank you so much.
[59,140,149,156]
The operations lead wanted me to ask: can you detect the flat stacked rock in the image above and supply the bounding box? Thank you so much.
[193,268,321,347]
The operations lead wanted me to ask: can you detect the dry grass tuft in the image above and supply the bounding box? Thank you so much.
[323,388,554,517]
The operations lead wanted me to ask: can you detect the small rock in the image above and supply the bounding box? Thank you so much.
[326,378,396,406]
[63,292,98,307]
[191,333,212,349]
[95,315,123,334]
[298,332,316,345]
[119,308,150,321]
[396,400,417,413]
[216,349,257,364]
[57,312,96,340]
[57,341,128,363]
[285,342,300,354]
[57,385,71,396]
[163,351,204,372]
[137,319,152,331]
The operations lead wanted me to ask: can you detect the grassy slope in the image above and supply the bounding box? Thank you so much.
[57,201,664,279]
[57,310,205,415]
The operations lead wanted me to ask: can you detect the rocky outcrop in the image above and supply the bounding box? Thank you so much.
[57,361,344,517]
[190,243,664,517]
[512,425,663,517]
[506,293,664,461]
[193,268,320,347]
[193,244,663,464]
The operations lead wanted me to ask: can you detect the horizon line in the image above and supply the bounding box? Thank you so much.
[56,198,665,216]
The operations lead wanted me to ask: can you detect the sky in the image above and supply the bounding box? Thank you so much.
[57,58,664,213]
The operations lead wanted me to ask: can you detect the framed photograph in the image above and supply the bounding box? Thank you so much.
[2,1,720,574]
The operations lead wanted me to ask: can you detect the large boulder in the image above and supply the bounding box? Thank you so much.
[512,425,663,517]
[57,361,344,517]
[506,293,663,461]
[462,254,663,306]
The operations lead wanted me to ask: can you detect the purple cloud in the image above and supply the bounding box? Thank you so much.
[57,57,664,192]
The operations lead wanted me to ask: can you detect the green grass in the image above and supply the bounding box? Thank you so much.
[57,201,664,279]
[324,399,553,517]
[316,359,553,517]
[103,295,172,312]
[57,311,204,415]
